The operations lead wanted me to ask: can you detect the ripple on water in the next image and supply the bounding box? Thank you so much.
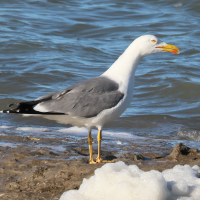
[0,0,200,147]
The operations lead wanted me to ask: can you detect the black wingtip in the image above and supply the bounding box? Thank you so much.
[0,110,9,113]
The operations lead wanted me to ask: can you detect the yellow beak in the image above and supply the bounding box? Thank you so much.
[156,44,180,54]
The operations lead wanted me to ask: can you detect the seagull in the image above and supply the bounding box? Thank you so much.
[1,35,179,164]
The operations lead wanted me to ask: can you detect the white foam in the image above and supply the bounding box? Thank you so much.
[58,126,142,139]
[174,3,183,8]
[116,141,122,145]
[103,130,138,139]
[177,129,200,142]
[59,162,200,200]
[16,127,49,132]
[0,125,13,129]
[58,127,88,134]
[0,125,143,140]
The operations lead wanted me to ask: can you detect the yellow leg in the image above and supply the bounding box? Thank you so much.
[88,131,96,164]
[96,129,103,163]
[96,129,115,163]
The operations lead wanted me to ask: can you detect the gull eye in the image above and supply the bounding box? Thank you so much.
[151,39,157,43]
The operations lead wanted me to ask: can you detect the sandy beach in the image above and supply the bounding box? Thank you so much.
[0,131,200,200]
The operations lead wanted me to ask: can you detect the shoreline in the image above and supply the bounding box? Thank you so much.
[0,132,200,200]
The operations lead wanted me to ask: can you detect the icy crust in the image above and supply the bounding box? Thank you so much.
[60,162,200,200]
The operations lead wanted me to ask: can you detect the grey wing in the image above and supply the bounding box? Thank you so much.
[34,76,124,118]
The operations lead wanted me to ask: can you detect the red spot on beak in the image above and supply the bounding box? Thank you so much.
[172,50,178,54]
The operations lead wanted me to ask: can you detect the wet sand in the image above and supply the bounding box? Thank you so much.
[0,133,200,200]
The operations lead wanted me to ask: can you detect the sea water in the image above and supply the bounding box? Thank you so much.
[0,1,200,198]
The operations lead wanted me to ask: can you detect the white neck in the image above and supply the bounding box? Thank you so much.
[101,42,143,93]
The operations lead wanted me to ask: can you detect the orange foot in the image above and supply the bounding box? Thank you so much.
[89,159,96,164]
[96,157,115,163]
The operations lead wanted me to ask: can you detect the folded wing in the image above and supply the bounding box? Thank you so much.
[3,76,124,118]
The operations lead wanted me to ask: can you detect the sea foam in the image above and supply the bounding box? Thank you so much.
[60,162,200,200]
[16,127,49,132]
[58,126,140,139]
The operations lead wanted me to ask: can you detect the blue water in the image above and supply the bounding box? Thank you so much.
[0,0,200,146]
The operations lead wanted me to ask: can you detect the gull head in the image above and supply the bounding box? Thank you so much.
[133,35,180,57]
